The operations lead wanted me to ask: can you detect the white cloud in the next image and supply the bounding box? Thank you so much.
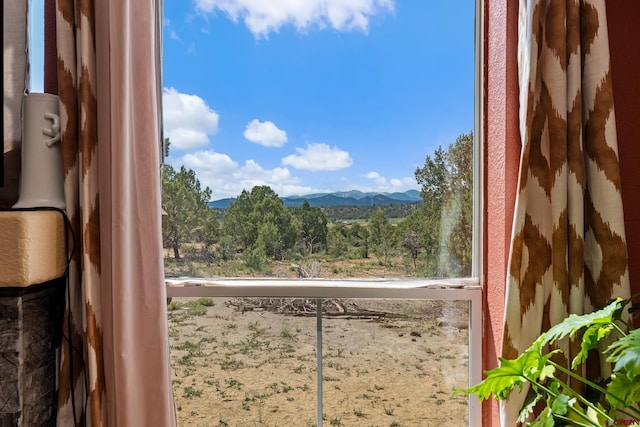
[366,171,387,186]
[390,178,403,187]
[170,149,418,199]
[162,87,219,150]
[233,160,302,193]
[243,119,288,147]
[401,177,415,186]
[365,171,418,192]
[194,0,395,38]
[182,150,238,174]
[282,143,352,171]
[173,150,329,199]
[186,42,197,55]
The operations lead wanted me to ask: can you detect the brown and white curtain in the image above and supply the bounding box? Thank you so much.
[502,0,630,424]
[55,0,175,425]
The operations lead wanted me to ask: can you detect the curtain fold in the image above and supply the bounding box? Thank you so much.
[55,0,175,425]
[501,0,630,425]
[1,0,28,207]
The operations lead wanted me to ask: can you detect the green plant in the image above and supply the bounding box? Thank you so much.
[220,357,244,370]
[280,325,296,339]
[182,298,213,316]
[225,378,242,389]
[195,297,215,307]
[177,354,195,366]
[458,298,640,426]
[329,416,342,426]
[167,300,183,311]
[183,386,202,398]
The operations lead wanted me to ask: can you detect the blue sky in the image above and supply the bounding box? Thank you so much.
[29,0,45,93]
[35,1,474,202]
[163,1,475,201]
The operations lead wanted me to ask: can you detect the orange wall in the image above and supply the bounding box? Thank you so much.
[608,0,640,306]
[483,0,519,424]
[44,0,57,94]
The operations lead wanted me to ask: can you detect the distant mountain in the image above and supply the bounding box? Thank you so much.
[207,190,422,209]
[208,198,236,209]
[297,190,375,200]
[386,190,421,202]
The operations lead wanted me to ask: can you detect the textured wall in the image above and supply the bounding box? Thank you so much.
[483,0,520,424]
[607,0,640,309]
[0,281,64,427]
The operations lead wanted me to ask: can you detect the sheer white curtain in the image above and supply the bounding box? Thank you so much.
[96,1,175,425]
[1,0,27,207]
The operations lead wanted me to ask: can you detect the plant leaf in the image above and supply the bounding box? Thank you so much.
[540,299,623,347]
[572,324,613,369]
[585,405,605,426]
[528,406,555,427]
[562,398,599,427]
[550,393,571,416]
[518,389,542,423]
[456,349,544,401]
[606,328,640,377]
[540,364,556,381]
[606,372,640,409]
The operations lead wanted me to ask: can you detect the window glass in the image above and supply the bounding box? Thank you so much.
[321,298,469,425]
[162,1,478,425]
[168,296,470,426]
[161,1,476,281]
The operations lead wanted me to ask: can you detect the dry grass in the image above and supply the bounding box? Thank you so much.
[166,250,470,426]
[168,297,470,426]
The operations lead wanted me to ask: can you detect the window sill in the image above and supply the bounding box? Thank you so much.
[166,277,480,299]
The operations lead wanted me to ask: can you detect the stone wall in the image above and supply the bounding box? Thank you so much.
[0,279,64,427]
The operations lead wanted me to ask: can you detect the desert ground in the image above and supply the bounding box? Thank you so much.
[168,295,470,427]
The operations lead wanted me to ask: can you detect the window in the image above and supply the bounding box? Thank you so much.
[162,1,482,425]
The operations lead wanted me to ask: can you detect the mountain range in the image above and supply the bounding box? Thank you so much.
[208,190,422,209]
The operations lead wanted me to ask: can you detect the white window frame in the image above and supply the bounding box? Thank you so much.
[164,0,484,425]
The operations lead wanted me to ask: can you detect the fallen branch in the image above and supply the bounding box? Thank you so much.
[226,297,387,319]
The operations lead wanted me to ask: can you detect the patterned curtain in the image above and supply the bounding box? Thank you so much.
[501,0,630,425]
[55,0,101,424]
[55,1,175,425]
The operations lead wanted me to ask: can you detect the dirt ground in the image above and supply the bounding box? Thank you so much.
[168,297,470,427]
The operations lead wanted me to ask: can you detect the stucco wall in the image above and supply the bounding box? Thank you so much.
[608,0,640,306]
[483,0,519,424]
